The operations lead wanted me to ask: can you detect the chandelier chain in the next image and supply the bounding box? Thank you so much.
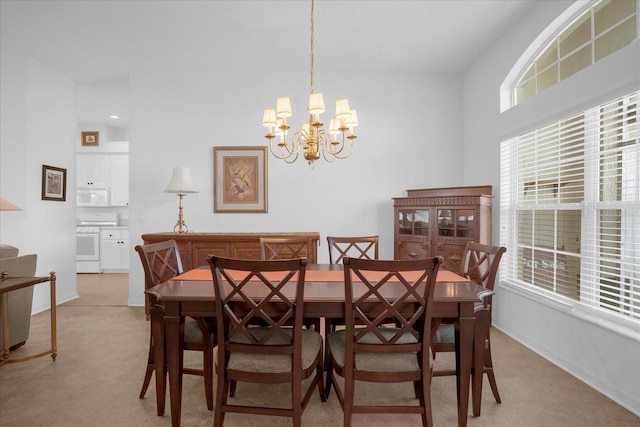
[310,0,315,94]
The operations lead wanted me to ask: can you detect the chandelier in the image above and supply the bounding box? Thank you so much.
[262,0,358,165]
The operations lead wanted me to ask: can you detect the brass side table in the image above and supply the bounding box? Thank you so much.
[0,272,57,364]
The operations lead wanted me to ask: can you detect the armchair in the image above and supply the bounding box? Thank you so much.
[0,247,37,350]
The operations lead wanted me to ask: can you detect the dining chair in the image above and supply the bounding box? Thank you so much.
[260,236,320,331]
[207,255,325,427]
[135,240,215,412]
[325,256,442,427]
[327,235,379,264]
[431,241,506,415]
[325,235,380,359]
[259,236,313,260]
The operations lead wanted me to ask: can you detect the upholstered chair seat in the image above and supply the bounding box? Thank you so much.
[327,327,433,373]
[221,327,323,374]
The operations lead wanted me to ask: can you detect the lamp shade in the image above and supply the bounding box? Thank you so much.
[262,109,277,127]
[164,167,198,194]
[308,93,325,115]
[335,99,351,119]
[276,97,292,118]
[345,109,359,128]
[0,197,22,211]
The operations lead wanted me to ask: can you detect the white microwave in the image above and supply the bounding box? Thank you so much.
[77,187,109,206]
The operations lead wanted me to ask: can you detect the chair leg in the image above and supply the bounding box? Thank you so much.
[139,333,154,398]
[196,318,215,410]
[316,362,327,403]
[343,371,354,427]
[419,372,434,427]
[214,369,229,427]
[203,340,214,410]
[292,372,303,427]
[324,352,334,399]
[485,335,501,404]
[472,310,488,416]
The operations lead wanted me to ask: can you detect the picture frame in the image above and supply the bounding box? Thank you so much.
[41,165,67,202]
[81,131,99,146]
[213,146,268,213]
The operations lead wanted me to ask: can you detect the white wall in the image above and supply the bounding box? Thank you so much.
[127,68,463,306]
[461,0,640,416]
[0,55,78,311]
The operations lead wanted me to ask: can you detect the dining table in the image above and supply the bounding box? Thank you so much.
[146,263,492,427]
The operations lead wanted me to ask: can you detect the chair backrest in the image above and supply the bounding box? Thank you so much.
[0,254,36,277]
[0,245,19,259]
[327,236,379,264]
[459,242,506,291]
[208,255,307,362]
[135,240,184,289]
[343,256,442,357]
[259,236,312,261]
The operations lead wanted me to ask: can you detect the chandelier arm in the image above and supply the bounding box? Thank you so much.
[326,133,355,160]
[268,139,297,160]
[283,151,300,164]
[316,132,335,163]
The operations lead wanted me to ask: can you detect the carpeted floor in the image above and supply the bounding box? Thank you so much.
[0,274,638,426]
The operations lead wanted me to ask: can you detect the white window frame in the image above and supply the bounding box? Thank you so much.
[500,91,639,329]
[500,0,639,112]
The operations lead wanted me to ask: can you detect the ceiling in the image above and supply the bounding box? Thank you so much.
[1,0,539,128]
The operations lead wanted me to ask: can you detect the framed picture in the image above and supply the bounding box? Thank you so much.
[214,146,268,213]
[81,131,99,146]
[41,165,67,202]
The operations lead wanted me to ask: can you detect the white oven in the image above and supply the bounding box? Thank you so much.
[76,212,118,273]
[77,226,101,273]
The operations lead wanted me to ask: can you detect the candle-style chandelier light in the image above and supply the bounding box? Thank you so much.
[262,0,358,165]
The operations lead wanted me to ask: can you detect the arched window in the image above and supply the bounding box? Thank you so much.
[501,0,637,112]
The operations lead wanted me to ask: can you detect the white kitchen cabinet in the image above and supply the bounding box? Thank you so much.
[110,154,129,206]
[100,228,129,271]
[77,154,110,187]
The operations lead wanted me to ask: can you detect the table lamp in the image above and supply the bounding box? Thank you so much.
[164,167,198,233]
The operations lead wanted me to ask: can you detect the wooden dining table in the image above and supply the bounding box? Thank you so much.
[146,263,492,427]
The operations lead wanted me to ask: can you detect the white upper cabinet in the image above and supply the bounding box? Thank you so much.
[77,154,110,187]
[110,154,129,206]
[76,153,129,206]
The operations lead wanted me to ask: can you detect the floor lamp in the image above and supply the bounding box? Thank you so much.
[164,167,198,234]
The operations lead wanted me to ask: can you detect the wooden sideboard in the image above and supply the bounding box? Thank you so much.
[140,232,320,270]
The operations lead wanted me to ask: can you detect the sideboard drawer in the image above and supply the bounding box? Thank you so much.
[192,242,230,268]
[231,242,261,260]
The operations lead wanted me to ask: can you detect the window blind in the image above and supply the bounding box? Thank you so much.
[501,90,639,322]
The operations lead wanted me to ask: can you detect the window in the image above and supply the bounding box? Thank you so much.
[500,91,639,322]
[513,0,637,106]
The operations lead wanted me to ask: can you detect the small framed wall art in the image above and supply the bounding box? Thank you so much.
[81,131,99,146]
[41,164,67,202]
[213,146,268,213]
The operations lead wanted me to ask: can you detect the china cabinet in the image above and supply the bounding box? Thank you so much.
[393,186,492,272]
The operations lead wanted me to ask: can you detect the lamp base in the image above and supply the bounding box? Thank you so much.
[171,194,192,234]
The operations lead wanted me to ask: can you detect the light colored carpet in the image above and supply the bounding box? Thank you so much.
[0,274,638,426]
